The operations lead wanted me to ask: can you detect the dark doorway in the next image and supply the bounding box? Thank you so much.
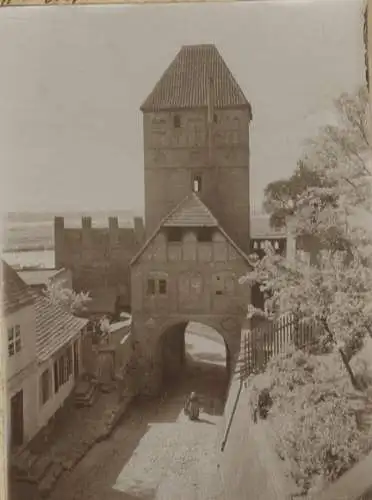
[11,390,24,448]
[160,322,229,416]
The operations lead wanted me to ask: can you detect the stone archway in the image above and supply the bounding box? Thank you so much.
[157,319,233,411]
[131,313,242,397]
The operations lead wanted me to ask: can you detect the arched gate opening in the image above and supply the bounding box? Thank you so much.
[159,321,230,415]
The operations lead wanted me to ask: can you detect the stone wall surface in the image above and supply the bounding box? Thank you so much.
[54,216,144,310]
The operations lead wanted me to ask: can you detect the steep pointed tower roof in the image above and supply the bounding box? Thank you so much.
[140,44,251,112]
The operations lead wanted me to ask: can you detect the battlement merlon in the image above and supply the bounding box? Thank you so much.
[53,215,145,231]
[82,216,92,229]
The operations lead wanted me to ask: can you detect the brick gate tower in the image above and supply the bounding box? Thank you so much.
[130,44,253,395]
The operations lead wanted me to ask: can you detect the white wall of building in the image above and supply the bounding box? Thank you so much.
[4,304,39,448]
[37,334,81,431]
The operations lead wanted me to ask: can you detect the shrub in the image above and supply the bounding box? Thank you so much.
[249,347,372,495]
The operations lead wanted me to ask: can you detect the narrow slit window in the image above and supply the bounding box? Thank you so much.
[193,175,202,193]
[215,275,224,295]
[159,279,167,295]
[147,278,156,295]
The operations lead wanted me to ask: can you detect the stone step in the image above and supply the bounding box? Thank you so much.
[38,462,64,498]
[28,454,53,483]
[75,384,97,407]
[12,450,39,478]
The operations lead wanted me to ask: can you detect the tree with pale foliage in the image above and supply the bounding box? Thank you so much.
[248,347,372,496]
[242,86,372,376]
[242,87,372,494]
[263,87,372,232]
[44,281,91,315]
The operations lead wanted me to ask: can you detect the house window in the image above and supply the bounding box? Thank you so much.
[8,325,21,357]
[67,346,73,378]
[53,347,73,394]
[173,115,181,128]
[147,278,156,296]
[167,227,183,242]
[54,361,59,393]
[41,369,50,405]
[197,227,213,242]
[159,279,167,295]
[192,175,202,193]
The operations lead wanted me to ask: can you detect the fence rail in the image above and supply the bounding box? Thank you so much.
[236,313,320,380]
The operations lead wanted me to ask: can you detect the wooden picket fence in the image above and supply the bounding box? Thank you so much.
[236,313,321,380]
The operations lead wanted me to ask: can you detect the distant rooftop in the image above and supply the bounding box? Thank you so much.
[250,214,287,239]
[18,268,65,287]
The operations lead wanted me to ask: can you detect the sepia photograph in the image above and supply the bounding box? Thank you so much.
[1,0,372,498]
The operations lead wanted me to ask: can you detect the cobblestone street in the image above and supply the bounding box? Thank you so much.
[48,328,227,500]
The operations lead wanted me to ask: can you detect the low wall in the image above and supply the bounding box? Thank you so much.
[215,330,297,500]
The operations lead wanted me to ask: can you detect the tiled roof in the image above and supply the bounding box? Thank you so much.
[250,215,287,239]
[35,295,88,363]
[1,260,35,316]
[141,44,250,112]
[163,193,218,227]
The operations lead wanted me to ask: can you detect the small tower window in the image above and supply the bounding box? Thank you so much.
[147,278,156,296]
[159,279,167,295]
[213,113,218,124]
[215,275,223,295]
[173,115,181,128]
[193,175,202,193]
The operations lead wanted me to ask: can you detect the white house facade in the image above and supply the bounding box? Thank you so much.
[1,261,39,452]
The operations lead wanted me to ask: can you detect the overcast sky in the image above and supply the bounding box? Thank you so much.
[0,0,366,215]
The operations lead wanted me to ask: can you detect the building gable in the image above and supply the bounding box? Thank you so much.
[1,260,35,316]
[131,193,251,267]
